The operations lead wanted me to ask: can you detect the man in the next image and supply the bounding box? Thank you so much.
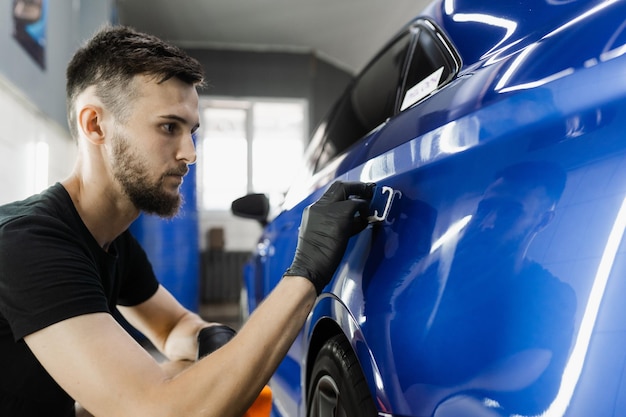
[0,25,374,417]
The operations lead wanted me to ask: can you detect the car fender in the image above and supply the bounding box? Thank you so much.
[303,290,395,416]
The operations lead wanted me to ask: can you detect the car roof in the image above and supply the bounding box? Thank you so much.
[422,0,613,70]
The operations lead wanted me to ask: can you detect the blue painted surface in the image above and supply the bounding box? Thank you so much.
[244,0,626,415]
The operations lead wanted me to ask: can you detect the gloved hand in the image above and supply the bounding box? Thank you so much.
[197,324,274,416]
[197,324,237,359]
[284,181,375,295]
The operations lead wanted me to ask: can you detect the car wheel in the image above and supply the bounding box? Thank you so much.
[307,334,378,417]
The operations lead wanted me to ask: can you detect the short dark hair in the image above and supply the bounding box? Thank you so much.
[65,25,205,139]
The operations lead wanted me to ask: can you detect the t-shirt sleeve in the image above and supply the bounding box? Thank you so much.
[0,215,110,341]
[116,231,159,306]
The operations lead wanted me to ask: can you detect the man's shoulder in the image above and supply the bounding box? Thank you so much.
[0,183,73,228]
[0,184,84,252]
[1,183,64,214]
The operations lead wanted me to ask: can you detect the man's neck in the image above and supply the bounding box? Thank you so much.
[61,175,139,250]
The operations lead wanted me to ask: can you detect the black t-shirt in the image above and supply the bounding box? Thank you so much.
[0,183,159,416]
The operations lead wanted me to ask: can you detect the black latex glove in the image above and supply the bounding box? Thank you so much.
[197,324,237,359]
[283,181,375,295]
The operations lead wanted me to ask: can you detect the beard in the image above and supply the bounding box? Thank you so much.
[111,132,187,218]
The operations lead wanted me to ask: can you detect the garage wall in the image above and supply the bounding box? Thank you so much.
[187,47,353,136]
[0,74,76,205]
[187,48,353,251]
[0,1,113,205]
[0,0,114,130]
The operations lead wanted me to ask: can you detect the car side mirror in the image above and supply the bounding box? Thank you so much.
[231,193,270,226]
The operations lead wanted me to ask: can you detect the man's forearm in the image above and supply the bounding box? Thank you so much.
[162,312,212,361]
[164,275,317,417]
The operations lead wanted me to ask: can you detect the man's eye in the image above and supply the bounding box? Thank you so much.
[162,123,176,134]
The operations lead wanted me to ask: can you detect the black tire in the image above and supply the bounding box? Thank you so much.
[307,334,378,417]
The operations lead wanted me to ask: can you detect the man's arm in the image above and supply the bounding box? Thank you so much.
[25,275,316,417]
[25,181,373,417]
[118,284,213,362]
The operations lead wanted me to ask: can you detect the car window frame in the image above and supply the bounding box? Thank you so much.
[308,18,461,175]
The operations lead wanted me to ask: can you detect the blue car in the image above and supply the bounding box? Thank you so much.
[232,0,626,415]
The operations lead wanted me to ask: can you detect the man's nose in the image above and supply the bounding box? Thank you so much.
[178,133,197,165]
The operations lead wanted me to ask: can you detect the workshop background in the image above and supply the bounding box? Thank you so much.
[0,0,429,325]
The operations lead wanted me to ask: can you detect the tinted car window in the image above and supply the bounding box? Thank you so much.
[400,23,459,111]
[312,21,458,173]
[315,32,412,171]
[351,32,412,130]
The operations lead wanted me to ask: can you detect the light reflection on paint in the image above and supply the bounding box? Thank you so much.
[452,13,517,56]
[540,196,626,416]
[360,117,480,184]
[496,0,620,93]
[544,0,618,40]
[430,215,472,254]
[496,39,598,93]
[498,67,574,93]
[439,119,480,153]
[601,43,626,62]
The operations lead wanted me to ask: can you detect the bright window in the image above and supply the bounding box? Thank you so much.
[198,98,307,210]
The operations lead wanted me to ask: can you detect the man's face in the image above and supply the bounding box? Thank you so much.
[108,75,199,217]
[110,129,187,217]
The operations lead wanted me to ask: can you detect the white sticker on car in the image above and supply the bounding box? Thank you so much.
[400,66,444,111]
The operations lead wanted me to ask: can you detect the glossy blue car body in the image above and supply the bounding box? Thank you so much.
[240,0,626,415]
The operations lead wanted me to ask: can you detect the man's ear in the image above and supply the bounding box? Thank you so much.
[77,105,105,144]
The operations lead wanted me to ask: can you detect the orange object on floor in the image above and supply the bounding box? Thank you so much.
[244,385,272,417]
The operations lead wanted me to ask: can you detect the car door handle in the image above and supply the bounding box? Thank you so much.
[368,186,402,224]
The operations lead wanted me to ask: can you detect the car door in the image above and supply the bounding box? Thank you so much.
[329,5,626,416]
